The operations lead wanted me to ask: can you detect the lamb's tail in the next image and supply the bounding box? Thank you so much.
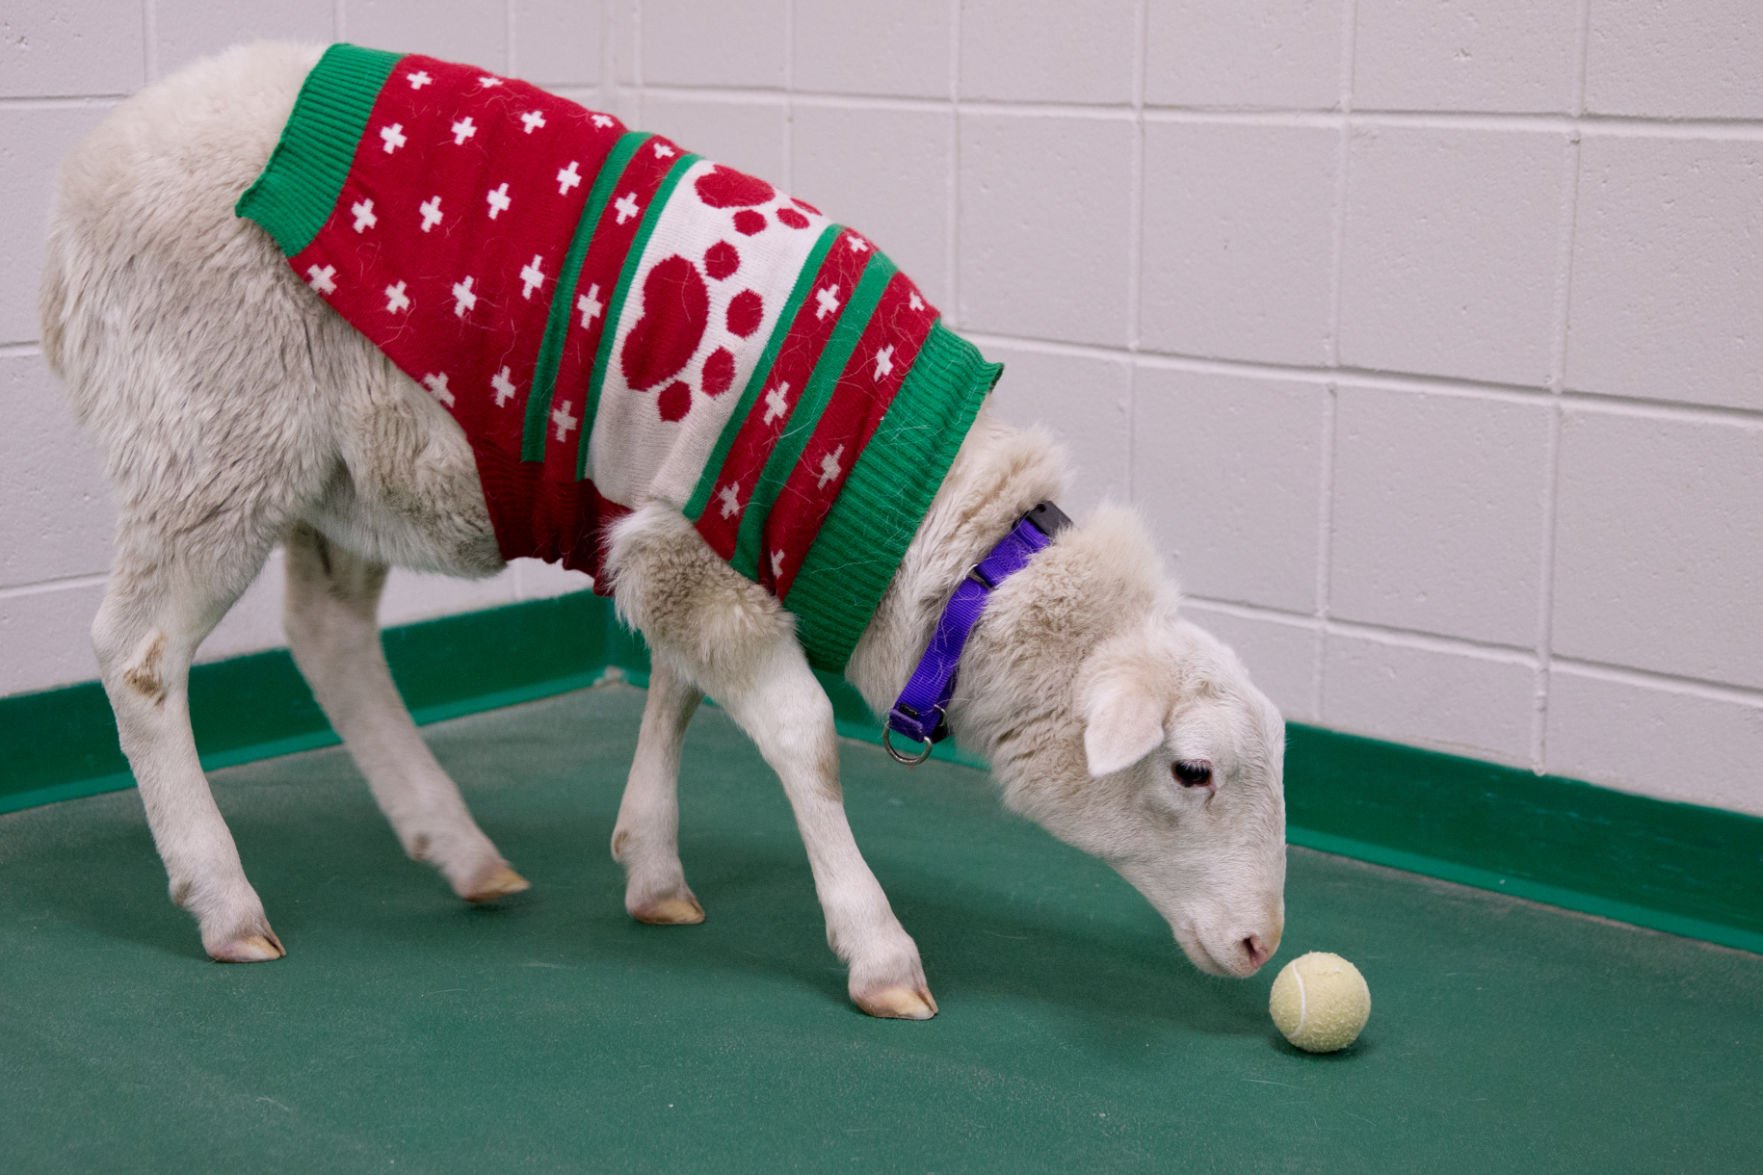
[38,214,71,380]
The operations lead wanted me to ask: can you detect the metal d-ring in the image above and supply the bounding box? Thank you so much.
[883,724,936,766]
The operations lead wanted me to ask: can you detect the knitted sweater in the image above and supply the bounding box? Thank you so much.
[238,45,998,672]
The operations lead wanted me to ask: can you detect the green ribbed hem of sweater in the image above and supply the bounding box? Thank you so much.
[235,44,402,255]
[787,322,1002,673]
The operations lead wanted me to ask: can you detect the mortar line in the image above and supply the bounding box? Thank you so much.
[1123,0,1148,502]
[947,0,962,327]
[0,573,110,601]
[781,0,793,189]
[141,0,158,80]
[1533,0,1596,773]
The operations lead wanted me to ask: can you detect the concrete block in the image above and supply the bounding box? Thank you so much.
[1322,629,1536,764]
[1585,0,1763,118]
[1329,385,1550,647]
[1134,367,1327,613]
[344,0,508,72]
[791,0,951,98]
[1139,120,1337,364]
[155,0,333,78]
[1566,135,1763,412]
[958,112,1134,345]
[1144,0,1343,110]
[639,0,786,88]
[1353,0,1578,113]
[511,0,602,87]
[1552,407,1763,691]
[0,1,145,97]
[0,352,114,587]
[1338,126,1567,386]
[1547,667,1763,816]
[958,0,1136,105]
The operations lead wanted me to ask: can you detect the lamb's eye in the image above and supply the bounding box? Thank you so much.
[1172,759,1213,788]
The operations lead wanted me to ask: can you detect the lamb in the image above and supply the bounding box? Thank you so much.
[39,42,1286,1019]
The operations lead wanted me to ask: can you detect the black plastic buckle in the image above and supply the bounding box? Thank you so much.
[1024,500,1073,538]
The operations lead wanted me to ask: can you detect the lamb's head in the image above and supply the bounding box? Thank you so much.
[968,509,1287,979]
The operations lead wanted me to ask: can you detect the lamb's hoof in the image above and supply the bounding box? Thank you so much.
[463,863,531,903]
[629,894,705,926]
[210,931,286,964]
[854,984,938,1021]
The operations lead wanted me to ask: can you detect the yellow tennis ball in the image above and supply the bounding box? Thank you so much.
[1269,951,1371,1053]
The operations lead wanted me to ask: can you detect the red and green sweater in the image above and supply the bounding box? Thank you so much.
[238,45,998,672]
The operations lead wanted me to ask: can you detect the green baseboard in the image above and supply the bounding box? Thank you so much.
[3,592,1759,956]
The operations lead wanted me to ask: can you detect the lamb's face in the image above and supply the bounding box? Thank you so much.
[1004,620,1288,978]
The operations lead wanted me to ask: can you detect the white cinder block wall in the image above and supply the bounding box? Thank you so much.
[3,2,1760,816]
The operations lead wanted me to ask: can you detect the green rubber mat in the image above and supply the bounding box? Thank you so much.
[2,683,1758,1172]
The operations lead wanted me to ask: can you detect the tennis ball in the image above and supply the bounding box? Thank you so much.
[1269,951,1370,1053]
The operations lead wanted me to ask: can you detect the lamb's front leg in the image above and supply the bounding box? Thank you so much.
[683,642,936,1020]
[609,507,935,1018]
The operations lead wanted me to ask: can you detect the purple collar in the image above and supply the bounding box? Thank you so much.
[884,501,1072,765]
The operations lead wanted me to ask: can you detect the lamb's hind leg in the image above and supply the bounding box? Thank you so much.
[612,658,704,924]
[94,528,284,962]
[283,522,528,902]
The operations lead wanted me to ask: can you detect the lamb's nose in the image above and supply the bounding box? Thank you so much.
[1241,934,1272,970]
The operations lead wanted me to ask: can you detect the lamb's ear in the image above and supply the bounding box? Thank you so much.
[1081,667,1166,778]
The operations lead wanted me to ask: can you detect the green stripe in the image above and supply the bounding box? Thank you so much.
[576,152,702,479]
[787,322,1000,671]
[729,251,897,579]
[235,44,402,256]
[523,132,650,462]
[684,224,842,522]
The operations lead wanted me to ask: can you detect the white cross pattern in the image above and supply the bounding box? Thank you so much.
[872,345,895,381]
[613,192,641,225]
[847,235,870,253]
[452,276,477,318]
[520,110,547,134]
[519,254,547,300]
[420,195,444,232]
[486,182,512,219]
[557,161,581,195]
[551,400,578,442]
[591,114,616,129]
[451,116,477,145]
[384,280,410,313]
[407,69,432,90]
[908,291,926,312]
[305,264,337,294]
[653,142,676,159]
[814,284,841,320]
[576,283,604,328]
[717,482,742,520]
[762,382,791,425]
[422,372,454,406]
[380,123,407,153]
[479,75,504,88]
[817,444,846,489]
[491,366,517,407]
[351,198,377,233]
[771,550,785,578]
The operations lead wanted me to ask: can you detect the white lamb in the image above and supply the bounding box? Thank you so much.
[40,42,1286,1018]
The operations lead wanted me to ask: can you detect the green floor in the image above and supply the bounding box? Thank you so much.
[2,683,1758,1172]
